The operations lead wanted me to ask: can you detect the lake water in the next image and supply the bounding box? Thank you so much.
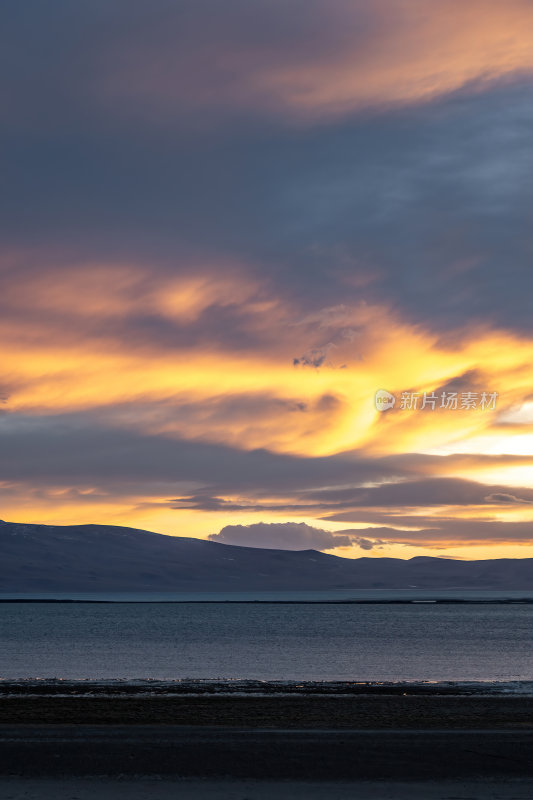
[1,599,533,682]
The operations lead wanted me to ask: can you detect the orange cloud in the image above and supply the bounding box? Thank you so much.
[2,256,533,465]
[2,250,533,555]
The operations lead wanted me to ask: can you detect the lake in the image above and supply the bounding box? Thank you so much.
[1,597,533,682]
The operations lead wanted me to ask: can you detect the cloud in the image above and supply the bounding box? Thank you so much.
[484,492,533,504]
[3,81,533,342]
[175,476,533,515]
[1,1,533,555]
[306,478,533,507]
[0,412,411,492]
[2,409,533,550]
[350,536,385,551]
[322,518,533,548]
[208,521,352,550]
[293,344,336,368]
[6,0,532,126]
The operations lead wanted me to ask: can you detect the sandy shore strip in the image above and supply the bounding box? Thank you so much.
[2,679,533,695]
[1,679,532,729]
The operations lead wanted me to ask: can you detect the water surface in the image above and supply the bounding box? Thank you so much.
[1,598,533,681]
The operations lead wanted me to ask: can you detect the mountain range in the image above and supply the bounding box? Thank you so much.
[1,520,533,593]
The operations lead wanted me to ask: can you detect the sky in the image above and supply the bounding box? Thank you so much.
[2,0,533,560]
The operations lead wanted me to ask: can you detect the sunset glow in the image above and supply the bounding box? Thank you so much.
[2,0,533,559]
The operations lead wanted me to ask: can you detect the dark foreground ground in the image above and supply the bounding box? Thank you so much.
[0,777,533,799]
[1,725,533,780]
[1,693,533,798]
[1,692,533,728]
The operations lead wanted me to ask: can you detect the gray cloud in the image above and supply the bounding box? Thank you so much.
[2,410,532,507]
[208,521,352,550]
[303,477,533,508]
[484,493,533,504]
[349,536,385,551]
[174,476,533,515]
[1,410,533,549]
[322,517,533,546]
[0,412,410,493]
[1,23,533,338]
[293,344,336,368]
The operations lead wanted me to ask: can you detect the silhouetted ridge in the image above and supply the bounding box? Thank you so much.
[1,520,533,592]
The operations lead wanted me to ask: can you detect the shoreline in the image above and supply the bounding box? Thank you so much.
[2,678,533,696]
[2,597,533,603]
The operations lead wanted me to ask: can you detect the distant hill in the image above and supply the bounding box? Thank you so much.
[1,520,533,593]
